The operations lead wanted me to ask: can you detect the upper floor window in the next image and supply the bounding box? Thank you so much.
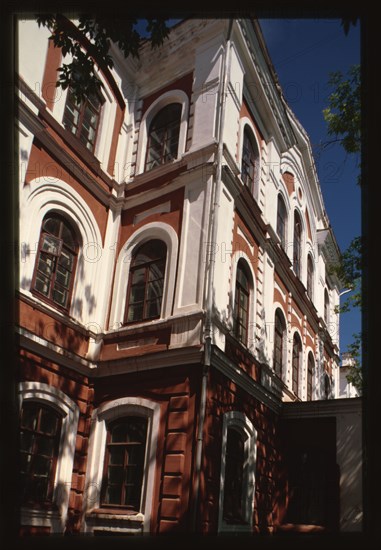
[274,309,286,379]
[277,195,287,249]
[241,127,258,194]
[20,402,62,506]
[307,255,314,299]
[233,260,251,346]
[292,332,302,396]
[101,417,148,510]
[307,352,314,401]
[145,103,182,171]
[32,214,78,310]
[293,211,302,278]
[125,240,167,324]
[63,87,103,152]
[324,288,330,325]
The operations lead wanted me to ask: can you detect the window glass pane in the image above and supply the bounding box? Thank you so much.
[52,286,68,307]
[127,304,144,322]
[108,465,124,484]
[21,403,39,430]
[131,267,146,285]
[37,254,55,277]
[61,225,76,250]
[35,273,51,296]
[55,264,71,289]
[20,431,34,454]
[41,235,60,255]
[111,423,129,443]
[40,408,60,435]
[109,446,124,465]
[129,284,145,304]
[106,485,122,505]
[33,454,51,475]
[35,435,55,457]
[58,249,74,271]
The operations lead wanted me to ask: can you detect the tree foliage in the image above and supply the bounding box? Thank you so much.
[37,14,169,102]
[322,64,361,158]
[323,63,362,393]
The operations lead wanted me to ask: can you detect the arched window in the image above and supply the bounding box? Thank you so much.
[101,417,148,510]
[274,309,286,379]
[125,240,167,324]
[241,127,258,193]
[277,195,287,249]
[307,352,314,401]
[324,373,332,399]
[307,255,314,299]
[32,214,78,310]
[293,211,302,278]
[292,333,302,396]
[324,288,330,325]
[233,260,251,345]
[145,103,182,171]
[20,402,62,506]
[63,87,104,152]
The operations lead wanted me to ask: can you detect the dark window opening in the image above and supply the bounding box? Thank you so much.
[292,333,302,396]
[32,215,78,310]
[307,255,314,298]
[241,128,258,193]
[277,195,287,249]
[63,87,103,152]
[101,417,148,511]
[145,103,182,171]
[293,212,302,278]
[125,240,167,324]
[233,261,250,345]
[20,402,62,506]
[223,428,246,524]
[307,353,314,401]
[274,310,286,379]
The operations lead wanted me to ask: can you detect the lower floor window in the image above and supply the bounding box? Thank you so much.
[20,402,62,506]
[101,417,148,511]
[223,428,246,523]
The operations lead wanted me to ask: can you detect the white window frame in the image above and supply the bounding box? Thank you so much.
[82,397,160,534]
[18,382,79,533]
[109,222,178,329]
[135,90,189,175]
[218,411,257,534]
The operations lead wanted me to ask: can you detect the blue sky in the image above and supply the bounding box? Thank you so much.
[258,18,361,355]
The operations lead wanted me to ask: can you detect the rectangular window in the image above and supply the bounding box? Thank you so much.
[101,417,148,511]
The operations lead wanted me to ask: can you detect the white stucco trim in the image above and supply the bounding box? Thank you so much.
[230,251,256,352]
[18,382,79,533]
[135,89,189,175]
[82,397,160,534]
[109,222,179,328]
[218,411,257,533]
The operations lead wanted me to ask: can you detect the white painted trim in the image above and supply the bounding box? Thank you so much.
[218,411,257,533]
[109,222,179,327]
[230,251,256,352]
[83,397,160,534]
[135,89,189,175]
[18,382,79,533]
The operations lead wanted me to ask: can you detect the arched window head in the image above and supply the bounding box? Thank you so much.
[292,333,302,396]
[32,214,78,310]
[241,127,258,194]
[277,195,287,249]
[20,402,62,506]
[101,416,148,510]
[307,352,315,401]
[307,255,314,299]
[293,211,302,278]
[145,103,182,171]
[233,260,251,346]
[324,288,330,325]
[125,240,167,324]
[274,309,286,379]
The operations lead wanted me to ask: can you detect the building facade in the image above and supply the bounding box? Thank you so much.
[17,17,361,535]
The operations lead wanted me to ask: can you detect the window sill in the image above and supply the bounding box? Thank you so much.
[85,509,145,535]
[86,509,144,522]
